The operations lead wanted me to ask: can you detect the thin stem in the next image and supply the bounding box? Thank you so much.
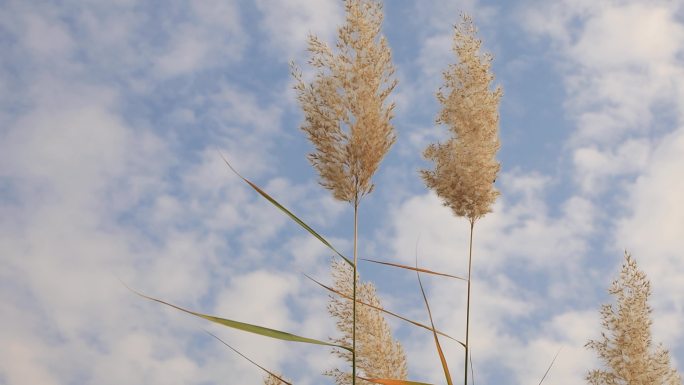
[352,197,359,385]
[464,219,475,385]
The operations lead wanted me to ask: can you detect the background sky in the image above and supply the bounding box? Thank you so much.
[1,0,684,384]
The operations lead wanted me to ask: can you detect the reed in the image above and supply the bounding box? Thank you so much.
[292,1,397,383]
[586,252,682,385]
[421,14,502,385]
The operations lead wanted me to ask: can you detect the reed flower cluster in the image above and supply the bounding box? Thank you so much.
[421,15,502,221]
[292,0,397,204]
[326,259,408,385]
[586,252,682,385]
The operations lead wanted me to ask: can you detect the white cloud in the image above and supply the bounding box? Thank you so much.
[154,1,245,78]
[514,0,684,380]
[614,127,684,319]
[23,12,75,59]
[570,4,683,70]
[254,0,342,57]
[573,138,651,193]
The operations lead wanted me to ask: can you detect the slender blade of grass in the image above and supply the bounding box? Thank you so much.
[220,153,353,267]
[359,376,435,385]
[129,285,351,352]
[538,348,561,385]
[417,267,453,385]
[304,273,465,347]
[362,258,467,281]
[205,331,293,385]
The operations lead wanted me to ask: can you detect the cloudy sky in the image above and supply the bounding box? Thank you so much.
[2,0,684,384]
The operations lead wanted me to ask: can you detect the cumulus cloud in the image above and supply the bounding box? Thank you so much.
[254,0,342,56]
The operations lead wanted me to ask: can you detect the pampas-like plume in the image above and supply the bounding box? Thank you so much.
[586,252,682,385]
[421,14,502,221]
[292,0,397,204]
[326,259,409,385]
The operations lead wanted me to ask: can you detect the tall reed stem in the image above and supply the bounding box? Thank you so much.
[464,219,475,385]
[352,197,359,385]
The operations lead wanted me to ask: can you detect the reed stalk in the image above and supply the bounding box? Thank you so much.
[353,197,359,385]
[464,219,474,385]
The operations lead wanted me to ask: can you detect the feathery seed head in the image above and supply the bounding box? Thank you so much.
[586,252,682,385]
[292,0,397,204]
[421,14,502,221]
[326,259,408,384]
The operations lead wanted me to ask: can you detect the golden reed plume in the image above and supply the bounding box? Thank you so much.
[586,252,682,385]
[326,259,408,385]
[292,0,397,204]
[421,14,502,222]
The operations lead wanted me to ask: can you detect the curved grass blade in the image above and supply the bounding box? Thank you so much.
[303,273,465,348]
[220,153,352,267]
[359,376,434,385]
[362,258,466,281]
[417,269,453,385]
[205,331,293,385]
[129,285,351,352]
[537,347,561,385]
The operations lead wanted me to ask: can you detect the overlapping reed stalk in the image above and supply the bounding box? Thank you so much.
[292,0,397,383]
[421,14,502,385]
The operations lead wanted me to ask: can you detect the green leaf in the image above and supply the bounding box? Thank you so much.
[220,153,353,267]
[362,258,467,281]
[205,331,293,385]
[129,285,351,352]
[304,273,465,348]
[359,377,435,385]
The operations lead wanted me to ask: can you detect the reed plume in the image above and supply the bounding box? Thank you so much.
[292,1,398,383]
[326,259,409,385]
[420,14,502,385]
[292,0,397,204]
[421,14,501,222]
[586,252,682,385]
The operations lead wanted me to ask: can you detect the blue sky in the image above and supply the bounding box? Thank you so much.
[1,0,684,384]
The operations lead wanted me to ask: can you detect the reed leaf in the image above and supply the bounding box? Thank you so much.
[362,258,467,281]
[220,153,353,267]
[417,270,453,385]
[304,273,464,347]
[131,286,351,352]
[205,331,293,385]
[538,348,561,385]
